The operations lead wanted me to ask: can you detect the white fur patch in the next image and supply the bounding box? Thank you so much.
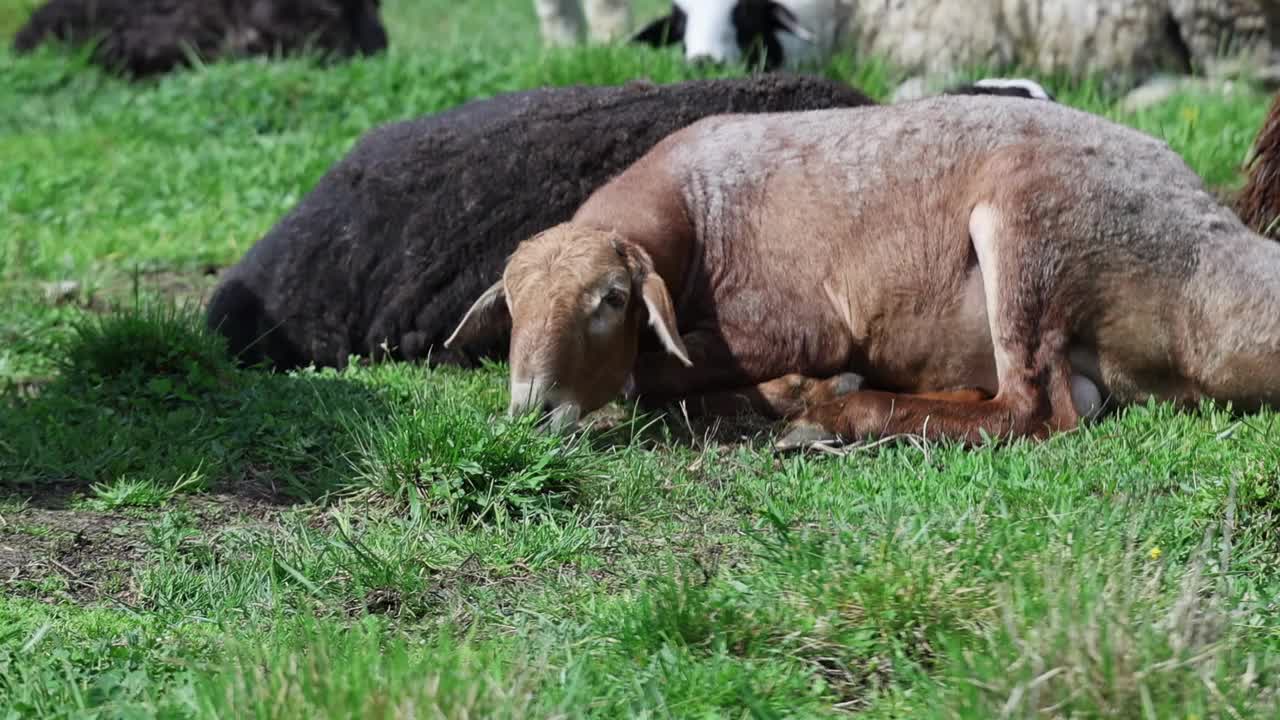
[509,377,579,431]
[507,379,541,417]
[677,0,741,63]
[972,78,1052,101]
[646,308,693,367]
[969,203,1013,382]
[673,0,822,67]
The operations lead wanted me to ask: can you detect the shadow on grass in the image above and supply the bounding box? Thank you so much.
[0,292,387,507]
[0,294,600,524]
[581,401,782,455]
[0,289,599,609]
[0,352,395,509]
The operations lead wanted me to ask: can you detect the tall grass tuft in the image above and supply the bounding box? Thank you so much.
[56,282,230,388]
[188,620,541,720]
[345,381,599,523]
[928,517,1278,719]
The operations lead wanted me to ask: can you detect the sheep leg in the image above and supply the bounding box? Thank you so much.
[777,202,1083,449]
[583,0,632,42]
[533,0,585,46]
[683,380,991,420]
[634,325,992,419]
[676,372,866,418]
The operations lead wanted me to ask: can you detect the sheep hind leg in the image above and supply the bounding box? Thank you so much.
[682,376,994,422]
[776,202,1084,450]
[676,372,868,419]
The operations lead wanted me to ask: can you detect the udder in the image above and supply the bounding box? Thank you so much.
[1068,347,1106,420]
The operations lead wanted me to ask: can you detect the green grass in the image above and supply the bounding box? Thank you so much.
[3,0,1280,717]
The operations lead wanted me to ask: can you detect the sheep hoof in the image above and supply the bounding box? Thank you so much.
[773,422,840,453]
[827,372,865,397]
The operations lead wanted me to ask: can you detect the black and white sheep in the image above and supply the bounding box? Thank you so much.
[205,75,877,371]
[628,0,1056,102]
[632,0,835,71]
[942,78,1055,102]
[12,0,388,78]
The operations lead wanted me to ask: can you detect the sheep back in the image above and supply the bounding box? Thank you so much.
[205,74,876,370]
[846,0,1269,88]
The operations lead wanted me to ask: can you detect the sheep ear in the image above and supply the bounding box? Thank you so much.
[639,272,692,367]
[445,279,509,351]
[611,236,692,367]
[632,13,683,46]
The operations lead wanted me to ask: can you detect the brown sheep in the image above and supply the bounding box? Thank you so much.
[448,95,1280,447]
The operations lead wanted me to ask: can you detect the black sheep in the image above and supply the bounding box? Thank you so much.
[13,0,387,78]
[205,74,876,370]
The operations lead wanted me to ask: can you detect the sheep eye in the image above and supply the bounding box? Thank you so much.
[602,289,627,310]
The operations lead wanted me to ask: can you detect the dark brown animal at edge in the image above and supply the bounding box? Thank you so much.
[1237,92,1280,239]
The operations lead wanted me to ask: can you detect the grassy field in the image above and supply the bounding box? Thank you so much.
[3,0,1280,717]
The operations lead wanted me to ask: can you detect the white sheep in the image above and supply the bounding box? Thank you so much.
[848,0,1270,90]
[628,0,1271,91]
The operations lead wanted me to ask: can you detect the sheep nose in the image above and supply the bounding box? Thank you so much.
[507,379,556,420]
[514,401,556,420]
[688,54,721,67]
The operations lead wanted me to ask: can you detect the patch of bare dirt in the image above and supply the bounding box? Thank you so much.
[0,505,147,604]
[0,490,280,605]
[585,401,782,452]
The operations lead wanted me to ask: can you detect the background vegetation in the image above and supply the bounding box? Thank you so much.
[1,0,1278,717]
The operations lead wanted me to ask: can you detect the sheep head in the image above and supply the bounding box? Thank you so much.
[446,223,691,432]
